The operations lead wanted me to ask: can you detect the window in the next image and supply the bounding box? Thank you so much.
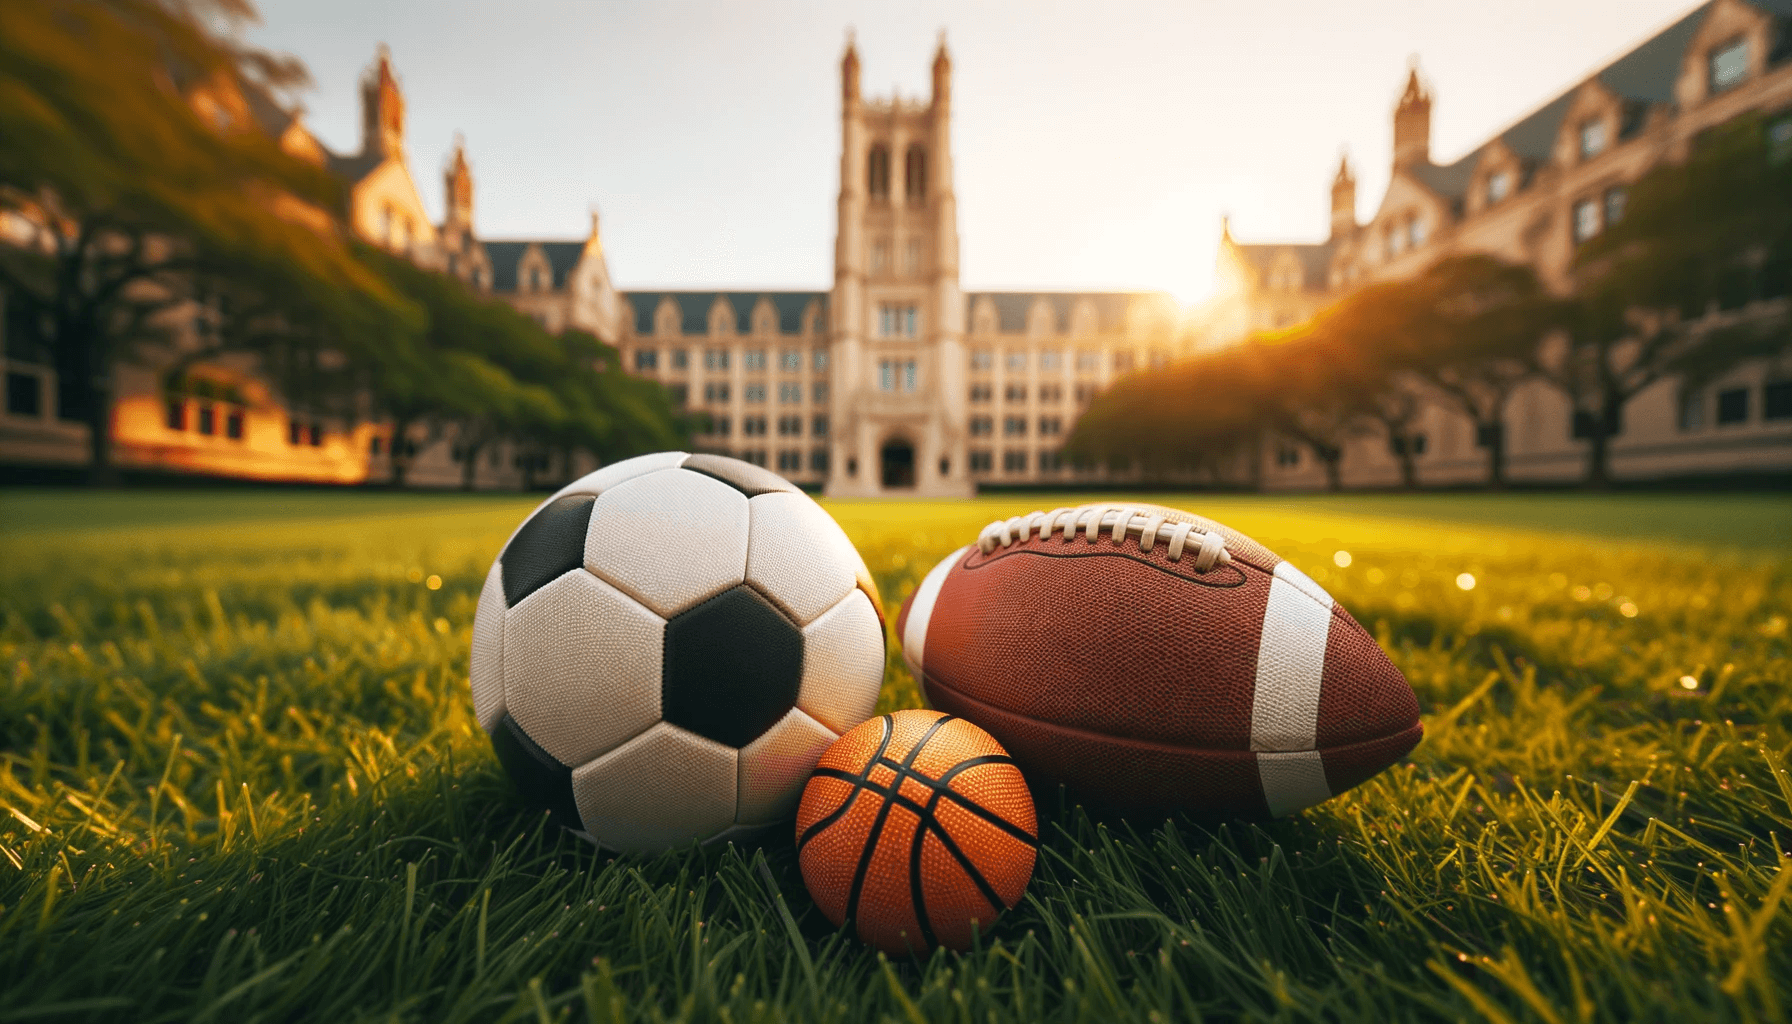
[668,384,688,406]
[1579,118,1608,160]
[1679,389,1705,432]
[1386,223,1402,257]
[777,415,803,437]
[634,349,658,371]
[1407,215,1427,249]
[167,398,187,431]
[868,144,891,198]
[1039,384,1063,402]
[1487,170,1511,205]
[810,449,830,473]
[744,349,767,371]
[876,360,917,393]
[742,415,768,436]
[970,349,993,371]
[744,383,767,403]
[1004,384,1027,402]
[1003,416,1027,437]
[969,384,992,402]
[1039,450,1064,473]
[705,349,730,371]
[1710,38,1749,94]
[1276,445,1300,468]
[903,240,921,276]
[1074,384,1096,403]
[777,450,802,473]
[1040,349,1062,371]
[812,382,829,403]
[710,416,732,437]
[1716,387,1749,425]
[968,450,993,474]
[811,414,829,438]
[778,382,802,403]
[1076,349,1099,372]
[1038,416,1062,436]
[904,144,927,200]
[1113,352,1134,373]
[225,409,243,440]
[1766,381,1792,421]
[1002,450,1027,473]
[197,404,215,436]
[1388,433,1427,456]
[780,349,802,372]
[671,348,689,369]
[878,304,919,338]
[741,449,768,467]
[970,416,993,437]
[309,423,324,447]
[1604,187,1627,229]
[1005,351,1027,371]
[6,372,39,416]
[370,435,383,455]
[1573,199,1600,243]
[812,349,828,372]
[871,242,889,275]
[704,382,731,403]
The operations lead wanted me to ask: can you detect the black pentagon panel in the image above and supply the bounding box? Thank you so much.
[489,713,585,829]
[679,453,800,498]
[501,495,596,606]
[662,585,803,748]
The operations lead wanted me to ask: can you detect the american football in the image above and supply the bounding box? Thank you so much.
[897,502,1422,818]
[469,452,887,852]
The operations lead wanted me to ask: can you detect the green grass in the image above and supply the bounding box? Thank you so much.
[1,487,1789,1022]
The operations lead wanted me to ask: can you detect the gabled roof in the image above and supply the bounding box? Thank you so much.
[324,149,385,185]
[484,240,587,292]
[965,292,1153,334]
[621,291,828,336]
[1227,243,1335,292]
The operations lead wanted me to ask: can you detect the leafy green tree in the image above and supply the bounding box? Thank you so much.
[1550,111,1791,486]
[0,0,408,482]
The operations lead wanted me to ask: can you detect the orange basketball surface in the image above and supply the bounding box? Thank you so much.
[795,709,1038,956]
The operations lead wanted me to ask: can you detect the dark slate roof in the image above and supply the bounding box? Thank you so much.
[622,291,828,336]
[324,149,385,185]
[1229,244,1335,292]
[966,292,1152,334]
[239,80,299,137]
[1396,1,1792,208]
[483,240,587,292]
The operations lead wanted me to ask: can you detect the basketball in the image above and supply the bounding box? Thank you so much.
[795,709,1038,957]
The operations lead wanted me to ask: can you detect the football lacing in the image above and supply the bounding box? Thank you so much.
[975,504,1232,571]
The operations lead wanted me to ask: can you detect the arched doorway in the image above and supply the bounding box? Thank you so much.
[880,438,916,489]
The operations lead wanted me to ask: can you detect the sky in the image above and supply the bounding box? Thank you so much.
[249,0,1703,302]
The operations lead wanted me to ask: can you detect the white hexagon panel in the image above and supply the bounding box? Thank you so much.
[572,722,739,853]
[743,491,862,626]
[736,706,839,826]
[795,588,886,735]
[469,560,508,733]
[503,569,665,767]
[583,469,750,617]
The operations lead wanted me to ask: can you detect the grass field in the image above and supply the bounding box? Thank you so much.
[1,487,1789,1022]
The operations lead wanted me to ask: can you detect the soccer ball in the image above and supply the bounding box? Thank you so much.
[468,451,887,853]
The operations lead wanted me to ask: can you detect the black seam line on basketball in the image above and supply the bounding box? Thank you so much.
[842,715,956,932]
[869,754,1038,848]
[919,792,1010,914]
[810,763,1038,886]
[796,714,894,854]
[908,799,939,953]
[960,546,1249,589]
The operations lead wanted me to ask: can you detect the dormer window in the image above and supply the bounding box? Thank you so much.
[1407,215,1427,249]
[1579,119,1608,160]
[1386,223,1402,257]
[1487,170,1511,205]
[1710,38,1749,93]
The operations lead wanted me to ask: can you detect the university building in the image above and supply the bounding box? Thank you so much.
[1212,0,1792,488]
[3,0,1787,490]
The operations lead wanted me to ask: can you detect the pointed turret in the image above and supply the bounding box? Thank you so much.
[1330,152,1356,239]
[842,30,860,106]
[443,134,473,232]
[1393,62,1431,168]
[360,44,406,159]
[931,31,951,109]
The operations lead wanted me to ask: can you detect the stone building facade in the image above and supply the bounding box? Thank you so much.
[1214,0,1792,488]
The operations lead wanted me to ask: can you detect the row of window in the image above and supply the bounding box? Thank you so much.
[635,348,830,373]
[968,416,1065,438]
[1681,381,1792,431]
[969,349,1154,372]
[165,398,247,441]
[726,448,831,474]
[705,414,830,439]
[1572,186,1629,244]
[866,143,927,201]
[965,450,1068,475]
[878,304,920,338]
[877,360,918,393]
[969,383,1089,403]
[696,382,829,405]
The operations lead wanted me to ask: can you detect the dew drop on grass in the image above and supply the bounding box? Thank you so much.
[426,574,442,590]
[1680,676,1700,690]
[1333,550,1352,568]
[1456,573,1476,591]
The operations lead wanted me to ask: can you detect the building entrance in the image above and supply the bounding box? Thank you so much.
[880,438,915,489]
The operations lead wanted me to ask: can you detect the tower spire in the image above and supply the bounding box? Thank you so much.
[1393,60,1432,168]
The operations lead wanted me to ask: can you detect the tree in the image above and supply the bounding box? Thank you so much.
[0,0,409,482]
[1550,112,1792,486]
